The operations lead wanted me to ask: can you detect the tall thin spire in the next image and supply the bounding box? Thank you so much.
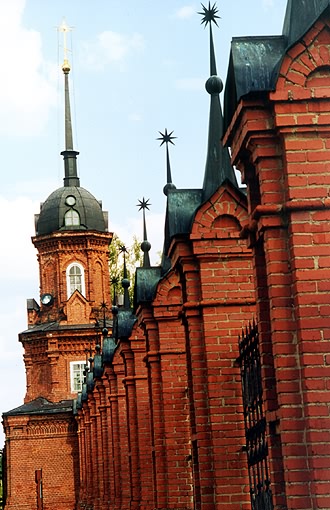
[120,246,131,309]
[199,3,237,200]
[137,197,151,268]
[157,129,177,196]
[59,19,80,187]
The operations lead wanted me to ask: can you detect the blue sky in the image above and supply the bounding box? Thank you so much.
[0,0,288,443]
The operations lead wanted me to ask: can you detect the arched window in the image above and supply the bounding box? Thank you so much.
[66,263,85,298]
[64,209,80,227]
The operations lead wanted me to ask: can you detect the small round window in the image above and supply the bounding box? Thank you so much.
[65,195,76,206]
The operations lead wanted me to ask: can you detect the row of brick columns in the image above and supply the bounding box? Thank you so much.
[75,185,256,509]
[224,19,330,508]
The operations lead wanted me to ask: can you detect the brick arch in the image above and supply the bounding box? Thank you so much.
[306,65,330,87]
[64,257,86,270]
[166,285,182,304]
[94,260,104,303]
[153,268,182,306]
[272,22,330,97]
[42,257,56,295]
[212,214,242,236]
[191,185,249,238]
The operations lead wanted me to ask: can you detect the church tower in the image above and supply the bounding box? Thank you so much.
[23,21,112,403]
[2,21,112,510]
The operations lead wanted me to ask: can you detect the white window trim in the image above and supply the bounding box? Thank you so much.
[66,262,86,299]
[70,360,86,393]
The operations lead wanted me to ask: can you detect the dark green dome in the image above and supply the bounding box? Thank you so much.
[35,186,108,236]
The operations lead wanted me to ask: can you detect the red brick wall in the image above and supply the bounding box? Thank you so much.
[21,229,112,404]
[4,227,113,509]
[32,230,112,320]
[21,329,102,403]
[3,413,79,510]
[76,182,255,509]
[224,15,330,510]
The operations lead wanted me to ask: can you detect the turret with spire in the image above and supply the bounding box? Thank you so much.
[199,2,237,200]
[34,20,108,236]
[137,197,151,268]
[157,129,177,196]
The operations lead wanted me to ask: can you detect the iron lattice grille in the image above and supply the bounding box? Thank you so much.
[237,321,274,510]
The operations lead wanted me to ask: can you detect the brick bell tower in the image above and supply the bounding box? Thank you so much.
[2,21,113,510]
[22,28,113,404]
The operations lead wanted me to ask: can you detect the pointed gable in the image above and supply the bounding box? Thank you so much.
[64,290,92,325]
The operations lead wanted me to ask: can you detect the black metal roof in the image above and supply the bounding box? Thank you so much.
[134,267,163,305]
[20,319,112,335]
[224,36,285,129]
[3,397,73,417]
[35,185,108,235]
[283,0,330,47]
[224,0,330,130]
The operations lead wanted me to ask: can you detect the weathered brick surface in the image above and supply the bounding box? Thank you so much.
[224,15,330,510]
[3,414,79,510]
[7,10,330,510]
[4,229,112,509]
[75,182,255,510]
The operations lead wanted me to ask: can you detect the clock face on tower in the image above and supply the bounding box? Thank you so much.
[41,293,54,306]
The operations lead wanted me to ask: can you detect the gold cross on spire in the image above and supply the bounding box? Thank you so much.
[58,18,73,74]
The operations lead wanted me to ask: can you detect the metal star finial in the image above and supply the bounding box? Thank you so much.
[136,197,151,211]
[198,2,220,27]
[119,245,128,254]
[157,129,177,147]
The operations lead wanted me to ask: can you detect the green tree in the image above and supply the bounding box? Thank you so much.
[109,234,142,304]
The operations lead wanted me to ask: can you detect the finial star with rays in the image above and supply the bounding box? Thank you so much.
[119,245,128,254]
[198,2,220,27]
[157,129,177,147]
[136,197,151,211]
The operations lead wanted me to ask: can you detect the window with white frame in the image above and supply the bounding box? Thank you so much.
[70,361,85,392]
[66,262,85,298]
[64,209,80,226]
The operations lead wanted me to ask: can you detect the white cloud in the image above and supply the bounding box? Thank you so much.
[0,196,38,281]
[0,195,39,443]
[81,31,145,71]
[175,5,196,19]
[0,0,57,136]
